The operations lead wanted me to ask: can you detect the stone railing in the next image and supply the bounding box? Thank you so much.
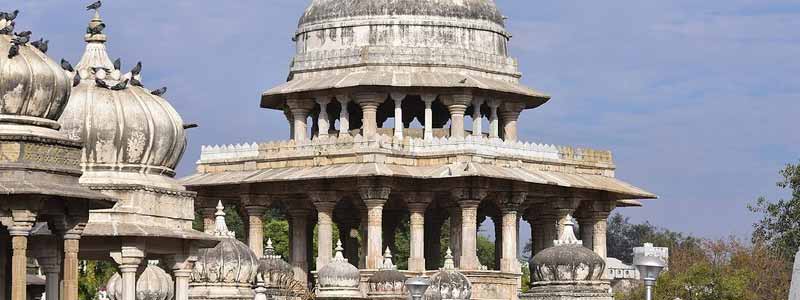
[199,134,613,166]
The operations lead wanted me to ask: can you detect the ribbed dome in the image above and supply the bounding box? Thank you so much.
[368,248,406,295]
[0,28,72,131]
[192,202,259,286]
[299,0,505,26]
[425,248,471,300]
[58,12,188,185]
[256,239,294,287]
[106,261,175,300]
[318,240,361,289]
[530,218,606,282]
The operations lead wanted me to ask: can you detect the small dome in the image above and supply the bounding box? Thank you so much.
[192,201,259,286]
[58,12,189,187]
[318,240,360,289]
[368,248,406,295]
[256,238,294,287]
[0,18,72,131]
[425,248,471,300]
[530,217,605,282]
[299,0,505,26]
[106,261,174,300]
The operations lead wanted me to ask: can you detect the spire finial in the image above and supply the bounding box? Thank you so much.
[332,240,346,262]
[442,248,456,270]
[212,201,235,238]
[379,247,396,270]
[554,214,582,246]
[85,8,107,43]
[264,238,275,256]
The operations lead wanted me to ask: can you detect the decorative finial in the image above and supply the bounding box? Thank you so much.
[264,238,276,256]
[212,201,235,238]
[332,240,346,262]
[380,247,396,270]
[442,248,455,270]
[553,215,582,246]
[85,3,106,43]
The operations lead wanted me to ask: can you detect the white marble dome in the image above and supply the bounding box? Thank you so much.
[530,218,606,282]
[191,202,259,286]
[0,20,72,132]
[425,249,472,300]
[367,248,406,296]
[318,240,360,289]
[106,261,174,300]
[57,12,188,188]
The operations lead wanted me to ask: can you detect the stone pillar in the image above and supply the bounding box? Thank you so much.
[288,209,310,283]
[499,192,526,273]
[309,192,338,270]
[472,97,485,136]
[407,193,432,272]
[391,93,406,139]
[63,238,81,300]
[442,94,472,139]
[359,183,391,269]
[577,201,615,258]
[359,209,369,269]
[354,92,386,137]
[38,256,60,300]
[245,206,267,258]
[448,207,462,267]
[283,108,295,139]
[287,98,315,141]
[9,215,34,300]
[421,94,436,140]
[336,95,351,136]
[459,201,481,270]
[112,243,145,300]
[199,207,216,233]
[487,100,500,139]
[169,256,196,300]
[315,96,332,138]
[499,102,525,142]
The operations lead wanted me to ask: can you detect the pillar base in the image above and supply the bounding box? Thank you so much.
[521,281,612,300]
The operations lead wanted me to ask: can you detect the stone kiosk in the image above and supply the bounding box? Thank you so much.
[182,0,657,299]
[0,13,116,300]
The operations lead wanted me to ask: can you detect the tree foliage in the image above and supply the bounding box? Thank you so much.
[78,260,117,300]
[606,213,700,264]
[749,161,800,260]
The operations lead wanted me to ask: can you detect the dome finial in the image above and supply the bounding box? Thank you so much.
[379,247,396,270]
[264,238,275,256]
[331,239,346,262]
[212,201,235,238]
[553,215,582,246]
[442,248,456,270]
[85,7,107,43]
[75,4,114,77]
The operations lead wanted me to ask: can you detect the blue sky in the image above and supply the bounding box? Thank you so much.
[9,0,798,240]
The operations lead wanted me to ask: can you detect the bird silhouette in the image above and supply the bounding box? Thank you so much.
[110,79,129,91]
[95,79,110,89]
[60,59,74,72]
[183,123,199,130]
[1,10,19,22]
[151,87,167,96]
[87,23,105,36]
[113,58,121,70]
[130,78,143,87]
[31,38,48,53]
[131,62,142,75]
[7,44,19,59]
[458,78,468,84]
[86,1,102,11]
[72,73,82,87]
[0,22,15,35]
[14,30,31,37]
[11,35,29,45]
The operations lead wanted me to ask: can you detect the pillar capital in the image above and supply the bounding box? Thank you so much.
[288,208,312,218]
[498,191,528,213]
[421,94,437,104]
[353,91,387,106]
[487,99,501,109]
[315,95,332,105]
[499,101,526,117]
[336,94,352,103]
[441,93,473,108]
[358,185,392,202]
[308,191,341,211]
[406,192,433,212]
[390,92,407,103]
[451,187,488,204]
[286,98,315,113]
[6,210,36,236]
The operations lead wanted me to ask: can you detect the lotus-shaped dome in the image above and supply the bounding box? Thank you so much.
[316,240,362,299]
[256,239,294,287]
[299,0,505,26]
[367,248,406,296]
[425,248,472,300]
[191,202,259,286]
[530,217,606,282]
[58,12,189,188]
[0,20,72,132]
[106,261,174,300]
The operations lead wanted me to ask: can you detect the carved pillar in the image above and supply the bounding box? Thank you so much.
[309,192,339,270]
[37,253,60,300]
[9,216,34,300]
[283,108,295,139]
[112,243,145,300]
[499,102,525,142]
[315,96,332,138]
[359,182,391,269]
[245,206,267,258]
[354,92,386,137]
[448,206,462,267]
[442,94,472,139]
[169,255,196,300]
[487,100,500,139]
[499,192,526,273]
[407,193,432,272]
[577,201,615,258]
[336,95,351,135]
[452,187,487,270]
[287,98,315,141]
[288,209,310,283]
[421,94,436,140]
[391,93,406,139]
[472,97,485,136]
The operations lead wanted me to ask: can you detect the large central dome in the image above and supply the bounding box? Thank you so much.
[299,0,505,26]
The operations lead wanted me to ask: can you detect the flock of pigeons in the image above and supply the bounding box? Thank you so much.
[2,2,168,97]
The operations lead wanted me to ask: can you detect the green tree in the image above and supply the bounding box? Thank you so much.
[749,161,800,260]
[477,234,496,270]
[606,213,699,263]
[78,260,117,300]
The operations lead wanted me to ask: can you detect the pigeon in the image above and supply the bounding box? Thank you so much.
[113,58,121,70]
[87,23,105,36]
[86,1,102,11]
[60,59,74,72]
[72,73,82,87]
[110,79,129,91]
[150,87,167,96]
[131,62,142,75]
[31,38,48,53]
[183,123,199,130]
[95,79,110,89]
[130,77,143,87]
[1,10,19,22]
[7,44,19,59]
[458,78,468,84]
[11,35,29,45]
[14,30,31,37]
[0,22,14,35]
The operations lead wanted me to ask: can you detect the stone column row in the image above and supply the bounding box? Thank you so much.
[526,199,615,260]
